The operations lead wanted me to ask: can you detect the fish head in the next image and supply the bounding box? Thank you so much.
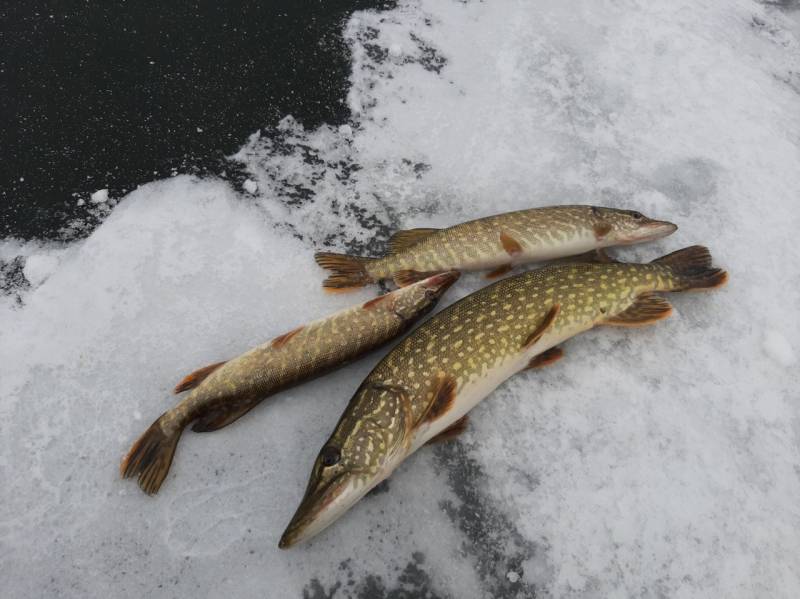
[279,382,410,549]
[592,207,678,245]
[391,270,461,320]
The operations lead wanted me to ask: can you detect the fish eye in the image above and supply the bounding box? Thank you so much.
[320,446,341,467]
[424,288,437,300]
[628,210,644,220]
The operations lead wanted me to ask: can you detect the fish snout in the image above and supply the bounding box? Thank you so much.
[622,219,678,244]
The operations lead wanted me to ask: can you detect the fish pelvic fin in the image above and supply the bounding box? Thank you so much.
[120,413,183,495]
[192,401,259,432]
[174,360,227,394]
[525,346,564,369]
[652,245,728,291]
[314,252,376,291]
[387,228,439,254]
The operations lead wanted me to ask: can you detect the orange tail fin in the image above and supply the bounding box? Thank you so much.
[120,414,183,495]
[314,252,376,291]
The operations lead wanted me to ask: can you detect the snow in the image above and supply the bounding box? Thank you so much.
[242,178,258,194]
[2,1,800,597]
[90,188,109,204]
[763,330,797,367]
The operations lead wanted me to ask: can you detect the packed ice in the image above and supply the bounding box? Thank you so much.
[2,0,799,597]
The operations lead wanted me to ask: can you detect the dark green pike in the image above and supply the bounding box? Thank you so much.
[280,246,727,547]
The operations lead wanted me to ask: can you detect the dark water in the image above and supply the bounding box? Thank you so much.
[1,0,393,239]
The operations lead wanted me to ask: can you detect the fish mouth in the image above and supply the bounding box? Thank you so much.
[621,219,678,244]
[420,270,461,296]
[278,472,360,549]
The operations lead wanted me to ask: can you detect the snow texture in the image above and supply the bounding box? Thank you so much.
[2,1,800,597]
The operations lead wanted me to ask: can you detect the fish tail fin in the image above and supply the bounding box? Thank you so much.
[652,245,728,291]
[314,252,376,291]
[120,413,183,495]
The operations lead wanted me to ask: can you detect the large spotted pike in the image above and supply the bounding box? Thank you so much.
[314,205,677,290]
[280,246,727,547]
[120,272,459,495]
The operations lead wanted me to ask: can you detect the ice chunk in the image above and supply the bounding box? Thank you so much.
[243,179,258,194]
[90,188,108,204]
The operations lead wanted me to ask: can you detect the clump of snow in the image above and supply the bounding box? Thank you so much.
[763,330,797,366]
[22,253,62,287]
[2,0,800,597]
[242,179,258,194]
[90,188,109,204]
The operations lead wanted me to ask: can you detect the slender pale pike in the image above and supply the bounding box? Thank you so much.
[314,205,677,290]
[120,272,459,495]
[280,246,727,547]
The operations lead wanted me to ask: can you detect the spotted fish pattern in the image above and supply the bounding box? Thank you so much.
[120,272,460,495]
[280,246,727,547]
[315,205,677,290]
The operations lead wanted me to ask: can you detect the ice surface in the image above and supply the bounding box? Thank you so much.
[2,1,800,597]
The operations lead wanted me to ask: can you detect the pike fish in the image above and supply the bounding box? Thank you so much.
[280,246,727,547]
[120,271,459,495]
[314,205,677,291]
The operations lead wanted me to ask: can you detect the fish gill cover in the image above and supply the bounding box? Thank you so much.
[1,1,800,597]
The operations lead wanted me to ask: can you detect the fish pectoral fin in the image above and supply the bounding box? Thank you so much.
[603,293,672,327]
[485,264,513,279]
[525,347,564,370]
[420,373,458,425]
[393,270,443,287]
[522,304,561,350]
[500,231,523,257]
[425,415,469,445]
[387,228,440,254]
[191,402,259,432]
[593,221,612,240]
[174,361,227,394]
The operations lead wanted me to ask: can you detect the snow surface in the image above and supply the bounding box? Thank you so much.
[2,1,800,597]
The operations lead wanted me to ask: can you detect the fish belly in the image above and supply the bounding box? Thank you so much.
[409,328,582,452]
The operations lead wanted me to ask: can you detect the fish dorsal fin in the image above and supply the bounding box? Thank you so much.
[425,415,469,445]
[525,347,564,370]
[174,361,227,394]
[522,304,560,350]
[393,269,442,287]
[604,293,672,327]
[421,374,458,425]
[387,228,439,255]
[271,325,304,349]
[192,402,258,432]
